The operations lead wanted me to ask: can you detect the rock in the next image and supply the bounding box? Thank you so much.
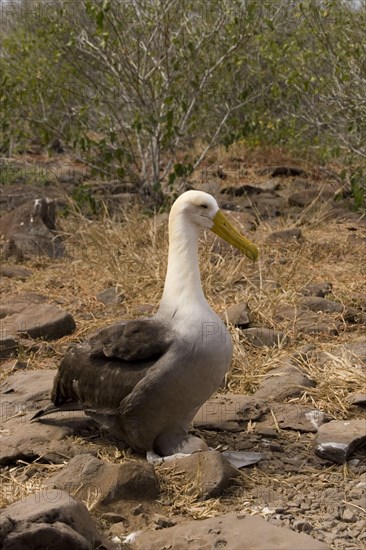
[241,327,286,348]
[300,296,344,314]
[96,287,125,306]
[1,302,76,340]
[0,334,18,358]
[101,512,126,524]
[1,369,57,418]
[132,304,156,316]
[260,403,329,433]
[288,189,320,207]
[293,520,314,533]
[0,358,27,375]
[0,422,79,466]
[47,454,159,505]
[274,306,340,335]
[193,394,268,431]
[301,282,333,298]
[348,393,366,407]
[221,303,250,328]
[295,316,340,335]
[316,340,366,367]
[0,292,47,318]
[0,489,108,550]
[314,420,366,464]
[0,180,66,213]
[0,198,65,258]
[245,195,287,219]
[0,265,32,280]
[270,166,307,177]
[342,509,357,523]
[160,451,240,499]
[221,182,279,195]
[152,514,176,529]
[254,365,315,401]
[198,181,222,197]
[130,513,330,549]
[267,228,303,242]
[0,370,92,465]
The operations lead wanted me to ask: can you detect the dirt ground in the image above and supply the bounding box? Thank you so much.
[0,146,365,549]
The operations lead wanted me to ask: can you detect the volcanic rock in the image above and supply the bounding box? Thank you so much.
[254,364,315,401]
[0,265,32,280]
[2,302,76,340]
[193,394,268,431]
[314,419,366,464]
[241,327,286,348]
[300,296,344,314]
[301,282,333,298]
[96,287,125,306]
[47,454,159,505]
[0,197,65,258]
[130,513,330,549]
[160,451,240,500]
[0,334,18,359]
[258,403,329,433]
[221,302,250,328]
[267,228,303,242]
[0,370,92,465]
[0,490,108,550]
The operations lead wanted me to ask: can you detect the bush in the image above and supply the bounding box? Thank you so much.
[1,0,365,198]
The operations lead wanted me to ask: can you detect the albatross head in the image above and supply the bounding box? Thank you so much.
[171,190,258,261]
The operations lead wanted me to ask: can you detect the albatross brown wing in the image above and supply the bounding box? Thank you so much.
[89,319,172,361]
[50,318,173,412]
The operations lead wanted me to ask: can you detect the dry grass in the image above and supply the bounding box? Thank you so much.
[1,147,365,543]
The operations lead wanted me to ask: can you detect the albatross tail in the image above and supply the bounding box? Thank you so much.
[31,402,84,421]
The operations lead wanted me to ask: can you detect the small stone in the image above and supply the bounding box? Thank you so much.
[152,514,176,529]
[0,265,32,280]
[288,189,320,207]
[348,393,366,407]
[293,520,314,533]
[101,512,126,524]
[267,228,302,242]
[342,509,357,523]
[271,166,307,177]
[301,282,333,298]
[0,334,18,358]
[96,287,125,306]
[300,296,344,314]
[132,304,155,316]
[241,327,286,348]
[131,503,145,515]
[221,303,250,328]
[256,426,278,438]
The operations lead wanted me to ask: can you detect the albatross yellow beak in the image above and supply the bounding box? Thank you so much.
[211,210,259,261]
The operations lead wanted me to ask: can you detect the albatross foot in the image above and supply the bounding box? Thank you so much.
[152,433,209,458]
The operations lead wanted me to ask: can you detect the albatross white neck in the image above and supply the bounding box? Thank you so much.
[158,210,209,316]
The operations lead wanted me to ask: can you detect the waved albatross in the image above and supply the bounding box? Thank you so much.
[34,191,258,456]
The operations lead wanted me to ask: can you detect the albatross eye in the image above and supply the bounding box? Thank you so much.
[200,204,208,209]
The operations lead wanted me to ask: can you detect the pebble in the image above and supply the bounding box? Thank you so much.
[292,520,314,533]
[342,509,357,523]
